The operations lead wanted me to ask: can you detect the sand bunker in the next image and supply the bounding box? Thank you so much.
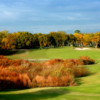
[74,48,90,50]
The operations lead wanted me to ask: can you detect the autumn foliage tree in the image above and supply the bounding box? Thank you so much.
[0,30,100,53]
[82,33,94,47]
[92,32,100,48]
[74,33,83,47]
[1,34,16,49]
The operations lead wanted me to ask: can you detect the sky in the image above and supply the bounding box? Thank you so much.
[0,0,100,34]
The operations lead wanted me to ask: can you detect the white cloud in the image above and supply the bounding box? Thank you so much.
[0,3,36,21]
[0,0,100,33]
[3,11,13,16]
[0,4,19,20]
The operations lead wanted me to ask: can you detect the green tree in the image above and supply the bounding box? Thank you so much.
[68,34,76,46]
[57,31,67,46]
[0,30,8,48]
[1,34,16,49]
[33,33,40,48]
[38,33,47,48]
[15,32,33,49]
[74,30,81,33]
[48,32,58,47]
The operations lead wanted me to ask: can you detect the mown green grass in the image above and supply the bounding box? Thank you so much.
[0,47,100,100]
[6,47,100,60]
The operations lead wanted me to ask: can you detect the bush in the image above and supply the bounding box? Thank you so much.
[72,66,89,77]
[64,59,84,65]
[0,69,31,91]
[0,56,93,89]
[79,56,95,65]
[32,74,75,87]
[0,55,22,67]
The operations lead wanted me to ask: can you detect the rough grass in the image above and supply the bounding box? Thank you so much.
[0,47,100,100]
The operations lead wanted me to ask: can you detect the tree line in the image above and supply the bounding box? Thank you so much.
[0,30,100,51]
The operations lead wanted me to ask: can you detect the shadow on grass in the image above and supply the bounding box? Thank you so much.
[0,49,26,56]
[75,78,82,86]
[0,88,69,100]
[14,50,26,54]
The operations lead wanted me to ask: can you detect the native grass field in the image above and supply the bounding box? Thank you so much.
[0,47,100,100]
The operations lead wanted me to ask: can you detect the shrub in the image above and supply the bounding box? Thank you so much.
[0,55,22,67]
[64,59,84,65]
[0,55,92,89]
[43,59,64,66]
[32,74,75,87]
[72,66,89,77]
[79,56,95,65]
[0,69,31,91]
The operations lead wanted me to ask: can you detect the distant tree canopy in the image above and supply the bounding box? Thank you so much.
[74,30,81,33]
[0,30,100,54]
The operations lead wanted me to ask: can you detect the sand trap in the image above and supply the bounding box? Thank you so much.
[74,48,90,50]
